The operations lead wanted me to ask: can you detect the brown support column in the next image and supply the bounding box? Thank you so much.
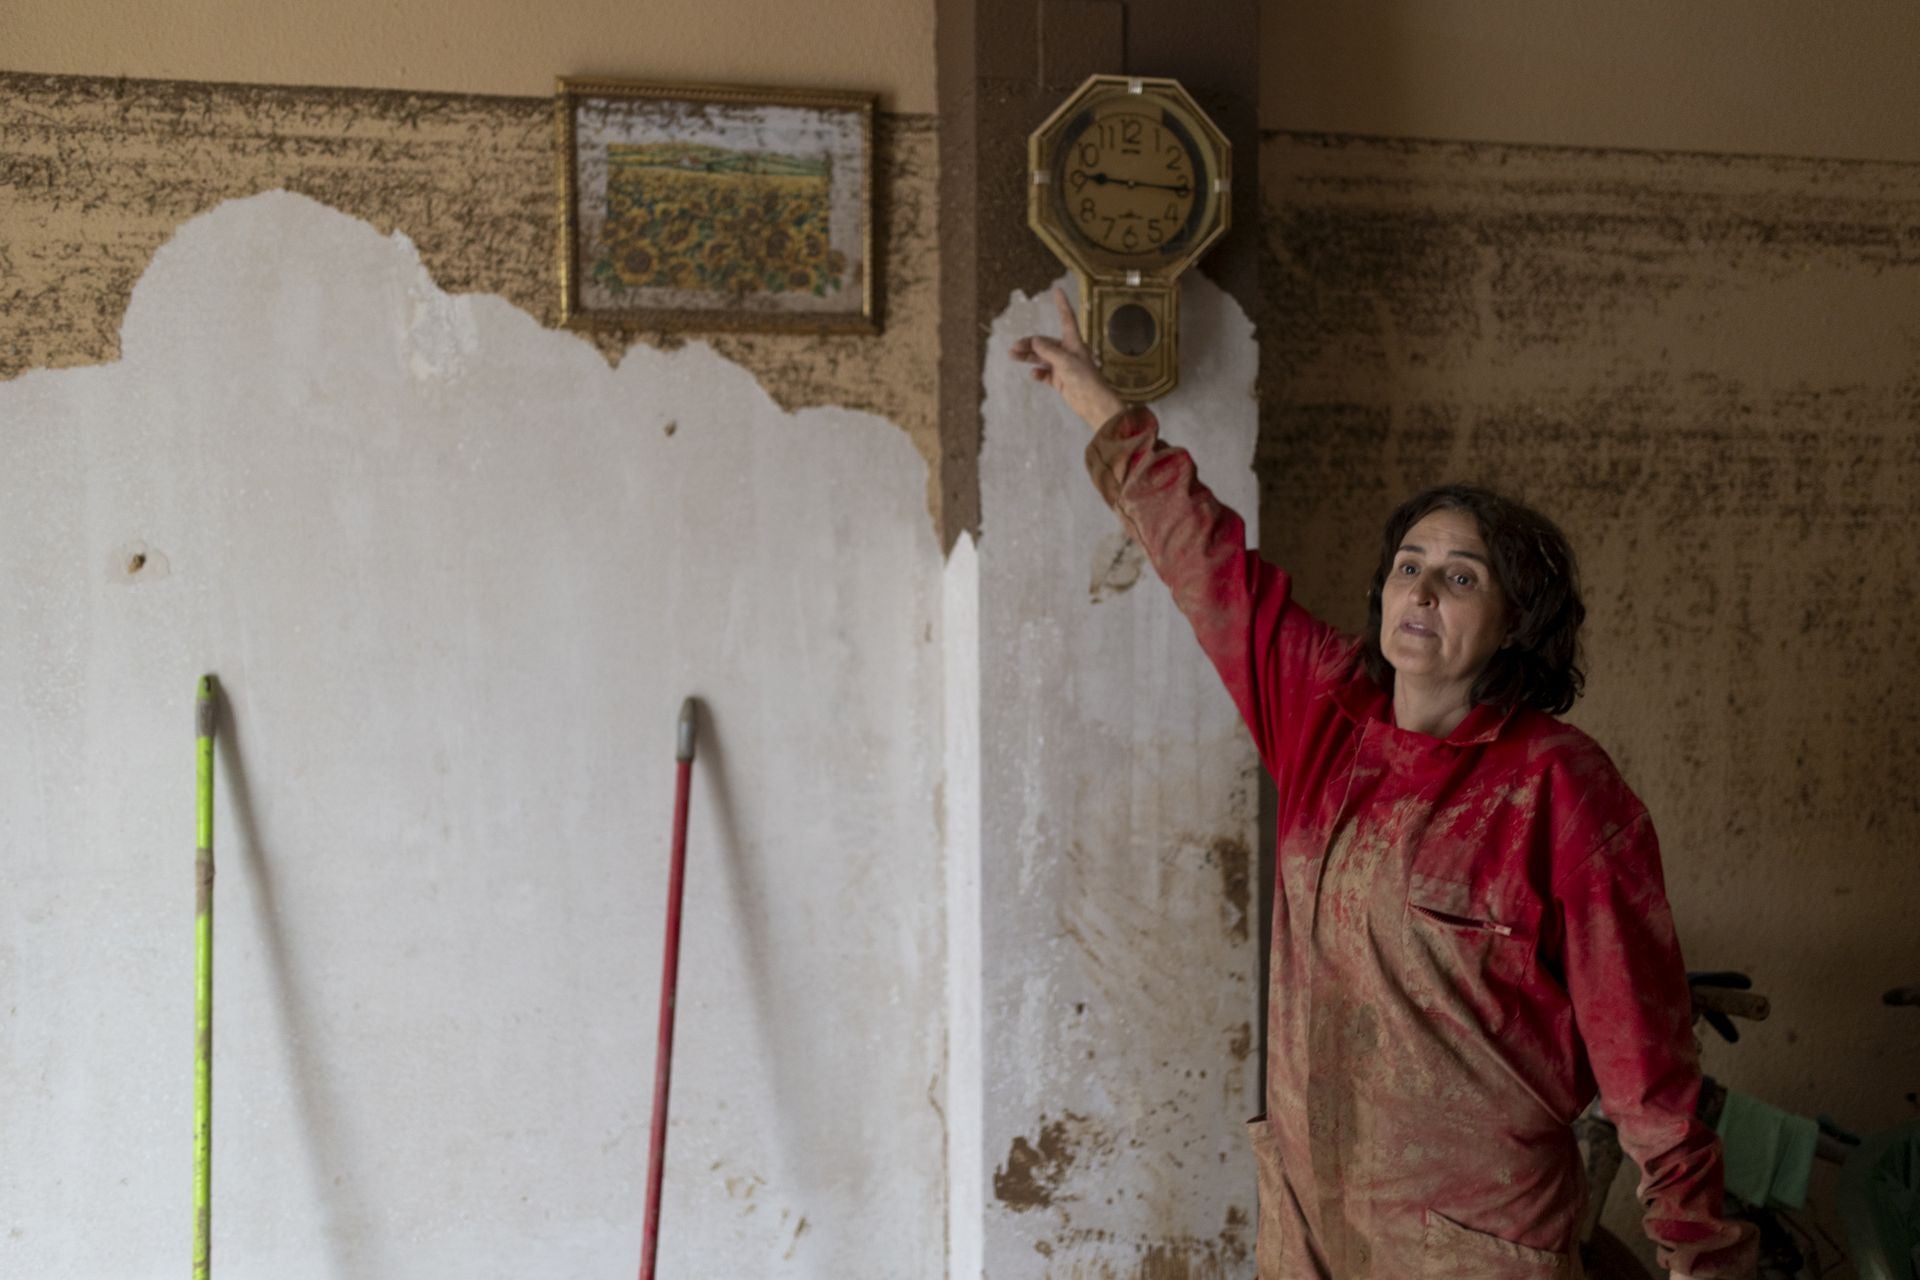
[936,0,1260,551]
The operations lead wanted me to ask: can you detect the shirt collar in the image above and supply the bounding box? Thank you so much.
[1332,673,1518,748]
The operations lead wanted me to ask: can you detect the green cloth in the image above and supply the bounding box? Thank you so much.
[1715,1089,1818,1209]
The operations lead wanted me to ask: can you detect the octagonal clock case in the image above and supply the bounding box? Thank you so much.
[1029,75,1232,401]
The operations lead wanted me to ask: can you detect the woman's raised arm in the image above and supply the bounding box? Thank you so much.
[1009,288,1349,776]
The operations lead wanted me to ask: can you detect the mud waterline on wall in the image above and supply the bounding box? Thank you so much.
[0,71,943,526]
[0,191,947,1277]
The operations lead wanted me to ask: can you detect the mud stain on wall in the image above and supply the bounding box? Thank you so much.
[994,1112,1090,1211]
[1032,1223,1250,1279]
[1089,531,1146,602]
[1208,834,1251,943]
[0,71,942,525]
[1256,132,1920,1249]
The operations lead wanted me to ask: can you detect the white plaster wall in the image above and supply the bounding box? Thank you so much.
[942,531,986,1278]
[973,281,1263,1275]
[0,192,946,1278]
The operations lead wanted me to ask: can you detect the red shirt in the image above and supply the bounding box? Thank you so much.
[1087,407,1757,1279]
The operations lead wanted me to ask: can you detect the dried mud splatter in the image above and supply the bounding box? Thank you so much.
[1209,835,1251,942]
[994,1114,1086,1211]
[1033,1220,1252,1279]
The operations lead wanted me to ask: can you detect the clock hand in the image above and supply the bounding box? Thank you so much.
[1087,172,1192,197]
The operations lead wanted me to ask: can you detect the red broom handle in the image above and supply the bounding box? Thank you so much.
[640,698,696,1280]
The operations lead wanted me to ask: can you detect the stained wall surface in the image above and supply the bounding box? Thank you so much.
[970,280,1264,1278]
[1260,131,1920,1262]
[0,73,941,521]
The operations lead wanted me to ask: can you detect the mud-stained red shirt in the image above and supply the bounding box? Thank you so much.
[1086,408,1757,1279]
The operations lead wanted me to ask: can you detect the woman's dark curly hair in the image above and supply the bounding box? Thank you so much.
[1361,484,1587,715]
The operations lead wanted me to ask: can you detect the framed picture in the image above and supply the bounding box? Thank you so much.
[556,77,878,333]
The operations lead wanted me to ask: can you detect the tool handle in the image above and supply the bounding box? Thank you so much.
[641,702,697,1280]
[194,676,217,1280]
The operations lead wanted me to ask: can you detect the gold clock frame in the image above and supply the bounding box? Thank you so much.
[1028,74,1232,401]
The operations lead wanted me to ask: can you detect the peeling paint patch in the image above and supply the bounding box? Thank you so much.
[0,71,943,529]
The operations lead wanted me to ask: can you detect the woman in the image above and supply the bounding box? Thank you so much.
[1012,290,1756,1280]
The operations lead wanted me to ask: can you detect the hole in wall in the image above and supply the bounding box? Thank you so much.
[113,540,170,584]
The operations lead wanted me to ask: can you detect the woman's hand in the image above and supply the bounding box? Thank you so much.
[1008,287,1127,432]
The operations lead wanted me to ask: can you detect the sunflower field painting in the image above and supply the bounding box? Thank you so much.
[597,144,847,299]
[559,80,875,333]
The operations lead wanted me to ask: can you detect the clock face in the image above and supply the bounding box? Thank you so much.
[1053,106,1208,261]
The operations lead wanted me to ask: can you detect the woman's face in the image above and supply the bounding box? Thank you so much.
[1379,508,1510,689]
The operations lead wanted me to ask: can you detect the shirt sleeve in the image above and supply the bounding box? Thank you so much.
[1556,813,1759,1278]
[1083,406,1347,774]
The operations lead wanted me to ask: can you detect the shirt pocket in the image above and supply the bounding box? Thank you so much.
[1421,1210,1571,1279]
[1402,874,1535,1040]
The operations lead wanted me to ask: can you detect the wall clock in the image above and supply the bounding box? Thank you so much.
[1028,74,1232,401]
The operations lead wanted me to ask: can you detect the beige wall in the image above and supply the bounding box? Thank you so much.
[1263,0,1920,163]
[0,0,936,111]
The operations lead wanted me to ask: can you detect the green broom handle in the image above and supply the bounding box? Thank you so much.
[194,677,215,1280]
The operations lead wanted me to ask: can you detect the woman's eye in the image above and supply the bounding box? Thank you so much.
[1396,562,1417,575]
[1451,572,1474,587]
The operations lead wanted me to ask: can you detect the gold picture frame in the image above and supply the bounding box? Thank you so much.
[556,77,878,334]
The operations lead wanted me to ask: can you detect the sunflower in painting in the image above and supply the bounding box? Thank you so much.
[591,143,846,299]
